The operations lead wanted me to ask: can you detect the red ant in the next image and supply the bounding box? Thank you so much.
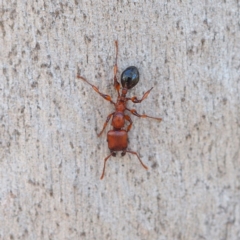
[77,41,162,179]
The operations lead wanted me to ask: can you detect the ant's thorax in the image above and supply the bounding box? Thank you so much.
[115,88,128,112]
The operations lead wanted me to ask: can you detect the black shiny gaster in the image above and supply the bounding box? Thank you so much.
[121,66,139,89]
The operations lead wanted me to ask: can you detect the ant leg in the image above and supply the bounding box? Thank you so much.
[113,40,120,96]
[77,75,115,105]
[124,150,148,170]
[126,87,153,103]
[98,112,114,137]
[124,115,133,132]
[100,152,115,179]
[126,108,162,121]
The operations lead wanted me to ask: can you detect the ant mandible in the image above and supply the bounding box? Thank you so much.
[77,41,162,179]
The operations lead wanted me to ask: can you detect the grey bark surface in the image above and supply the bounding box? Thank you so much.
[1,1,240,239]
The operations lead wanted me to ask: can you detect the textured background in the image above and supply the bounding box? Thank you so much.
[1,0,240,239]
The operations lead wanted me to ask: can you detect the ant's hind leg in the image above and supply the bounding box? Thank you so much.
[125,150,148,170]
[100,152,116,179]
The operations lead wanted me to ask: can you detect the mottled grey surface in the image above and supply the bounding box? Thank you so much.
[0,1,240,239]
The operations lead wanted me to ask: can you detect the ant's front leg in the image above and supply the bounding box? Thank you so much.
[126,108,162,121]
[126,87,153,103]
[77,75,115,105]
[113,40,120,96]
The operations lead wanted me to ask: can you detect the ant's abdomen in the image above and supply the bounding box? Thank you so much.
[107,130,128,151]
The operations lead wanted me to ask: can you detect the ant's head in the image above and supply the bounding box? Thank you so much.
[121,66,139,89]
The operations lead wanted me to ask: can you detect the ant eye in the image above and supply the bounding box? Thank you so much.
[121,66,139,89]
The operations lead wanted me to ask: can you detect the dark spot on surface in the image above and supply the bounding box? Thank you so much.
[222,97,227,105]
[35,43,40,50]
[84,35,91,43]
[46,71,53,77]
[24,229,28,235]
[187,48,194,56]
[31,81,38,88]
[186,134,191,140]
[176,20,180,30]
[37,29,42,35]
[20,106,25,113]
[41,63,48,68]
[13,129,20,136]
[0,21,6,37]
[10,9,17,20]
[49,190,53,197]
[3,67,7,75]
[208,141,213,152]
[152,162,158,169]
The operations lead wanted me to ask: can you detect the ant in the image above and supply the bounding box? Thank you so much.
[77,41,162,179]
